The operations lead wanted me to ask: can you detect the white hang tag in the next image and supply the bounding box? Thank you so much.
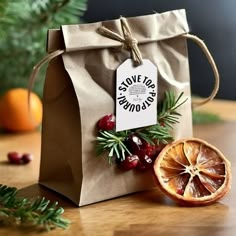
[116,59,158,132]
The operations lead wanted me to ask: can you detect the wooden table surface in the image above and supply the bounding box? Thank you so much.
[0,99,236,236]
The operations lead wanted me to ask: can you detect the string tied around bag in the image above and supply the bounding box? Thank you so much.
[97,17,143,66]
[28,33,219,110]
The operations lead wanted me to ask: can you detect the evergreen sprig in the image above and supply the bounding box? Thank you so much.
[136,124,173,145]
[192,110,222,124]
[96,130,132,163]
[158,91,188,128]
[0,184,70,231]
[0,0,87,96]
[96,91,187,162]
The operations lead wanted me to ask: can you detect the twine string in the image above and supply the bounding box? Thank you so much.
[27,49,64,110]
[182,34,220,108]
[97,17,143,65]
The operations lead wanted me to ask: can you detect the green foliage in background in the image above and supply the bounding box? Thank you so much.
[192,110,222,124]
[0,0,87,97]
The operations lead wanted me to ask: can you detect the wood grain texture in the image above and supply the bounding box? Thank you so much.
[194,98,236,121]
[0,100,235,236]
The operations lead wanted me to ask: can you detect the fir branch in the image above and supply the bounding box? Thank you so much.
[31,0,87,25]
[192,110,222,124]
[136,91,187,144]
[96,130,131,163]
[0,184,70,231]
[0,0,88,96]
[158,91,188,128]
[136,124,173,145]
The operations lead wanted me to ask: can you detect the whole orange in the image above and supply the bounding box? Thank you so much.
[0,88,43,132]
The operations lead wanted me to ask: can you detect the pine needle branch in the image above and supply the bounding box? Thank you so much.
[136,91,187,144]
[96,130,132,163]
[158,91,188,128]
[136,125,173,145]
[0,0,88,96]
[0,184,70,231]
[192,110,222,124]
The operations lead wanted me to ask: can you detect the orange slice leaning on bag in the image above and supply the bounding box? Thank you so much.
[153,138,231,206]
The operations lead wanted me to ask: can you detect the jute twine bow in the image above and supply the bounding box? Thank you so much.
[97,17,143,66]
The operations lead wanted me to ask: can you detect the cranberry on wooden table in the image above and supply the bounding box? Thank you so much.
[7,152,33,165]
[7,152,23,164]
[22,153,33,164]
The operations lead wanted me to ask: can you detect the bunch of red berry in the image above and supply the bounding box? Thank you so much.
[7,152,33,165]
[120,134,165,171]
[97,114,165,171]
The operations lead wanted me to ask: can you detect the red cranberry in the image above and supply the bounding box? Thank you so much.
[141,142,157,157]
[140,140,166,160]
[126,134,143,155]
[118,155,139,171]
[22,153,33,164]
[97,114,115,130]
[7,152,23,164]
[136,150,153,171]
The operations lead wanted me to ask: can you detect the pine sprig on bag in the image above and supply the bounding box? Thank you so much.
[136,91,187,144]
[136,124,173,145]
[96,91,187,162]
[96,130,132,163]
[158,91,188,128]
[0,184,70,231]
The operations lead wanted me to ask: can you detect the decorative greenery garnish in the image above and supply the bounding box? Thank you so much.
[158,91,187,128]
[96,130,132,164]
[0,184,70,231]
[0,0,87,97]
[96,91,187,162]
[136,124,172,145]
[192,110,222,124]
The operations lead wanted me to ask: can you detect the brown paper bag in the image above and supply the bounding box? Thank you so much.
[36,9,219,206]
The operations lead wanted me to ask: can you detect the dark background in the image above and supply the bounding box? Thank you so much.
[83,0,236,100]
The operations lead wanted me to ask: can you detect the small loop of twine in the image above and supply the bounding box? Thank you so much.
[28,49,64,110]
[97,17,143,66]
[182,33,220,108]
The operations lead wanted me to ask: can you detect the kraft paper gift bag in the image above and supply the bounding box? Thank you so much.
[33,9,219,206]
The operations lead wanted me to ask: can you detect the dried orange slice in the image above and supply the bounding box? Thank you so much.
[153,138,231,206]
